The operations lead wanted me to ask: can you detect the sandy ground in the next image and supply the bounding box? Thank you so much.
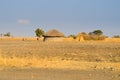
[0,68,120,80]
[0,41,120,80]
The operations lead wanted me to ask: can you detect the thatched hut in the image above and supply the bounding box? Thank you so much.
[43,29,64,42]
[76,33,85,42]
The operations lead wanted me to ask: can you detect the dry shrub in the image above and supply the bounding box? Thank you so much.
[98,36,106,40]
[82,35,91,40]
[89,35,106,40]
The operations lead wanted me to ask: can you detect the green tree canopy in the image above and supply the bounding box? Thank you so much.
[92,30,103,36]
[35,28,44,37]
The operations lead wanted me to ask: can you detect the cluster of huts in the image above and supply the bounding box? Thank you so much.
[1,29,120,42]
[42,29,84,42]
[0,29,84,42]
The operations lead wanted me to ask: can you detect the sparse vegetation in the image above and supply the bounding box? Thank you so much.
[2,32,11,37]
[112,35,120,38]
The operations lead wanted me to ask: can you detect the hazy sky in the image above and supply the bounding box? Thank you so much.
[0,0,120,37]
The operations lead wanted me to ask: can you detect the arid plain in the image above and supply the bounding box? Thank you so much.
[0,40,120,80]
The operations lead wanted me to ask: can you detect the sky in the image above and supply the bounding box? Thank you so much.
[0,0,120,37]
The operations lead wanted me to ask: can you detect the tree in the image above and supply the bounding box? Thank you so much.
[88,30,106,40]
[35,28,44,37]
[4,32,11,37]
[112,35,120,38]
[92,30,103,36]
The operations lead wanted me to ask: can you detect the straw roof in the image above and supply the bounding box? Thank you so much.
[76,33,85,42]
[43,29,64,37]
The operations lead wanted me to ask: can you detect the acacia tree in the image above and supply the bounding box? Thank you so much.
[4,32,11,37]
[35,28,44,37]
[89,30,106,40]
[92,30,103,36]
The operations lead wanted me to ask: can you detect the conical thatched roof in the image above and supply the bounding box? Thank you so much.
[76,33,85,42]
[43,29,64,37]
